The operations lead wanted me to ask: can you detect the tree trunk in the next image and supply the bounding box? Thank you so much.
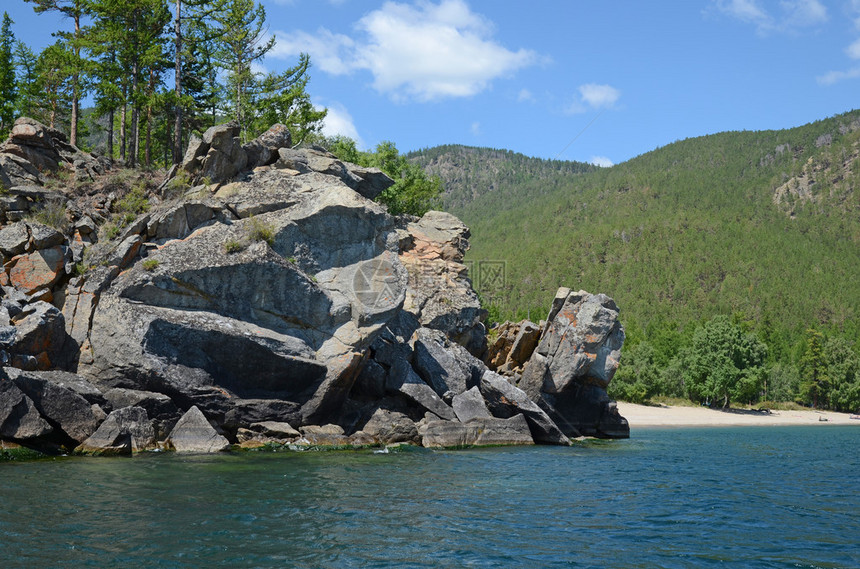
[120,101,127,163]
[107,109,114,161]
[130,59,139,168]
[173,0,183,164]
[70,13,80,147]
[145,70,156,167]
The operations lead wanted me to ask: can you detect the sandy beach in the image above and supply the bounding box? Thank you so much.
[617,402,860,427]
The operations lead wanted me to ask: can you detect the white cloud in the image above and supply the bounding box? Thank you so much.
[715,0,769,25]
[318,101,365,148]
[470,121,481,135]
[579,84,620,109]
[251,61,268,76]
[566,83,620,114]
[270,0,538,102]
[847,38,860,60]
[271,29,355,75]
[816,67,860,85]
[590,156,614,168]
[517,88,534,102]
[711,0,827,34]
[355,0,538,101]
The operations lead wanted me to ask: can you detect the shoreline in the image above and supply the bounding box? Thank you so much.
[617,402,860,428]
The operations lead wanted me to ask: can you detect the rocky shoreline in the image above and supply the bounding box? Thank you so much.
[0,117,628,457]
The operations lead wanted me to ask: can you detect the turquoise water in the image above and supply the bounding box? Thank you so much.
[2,426,858,568]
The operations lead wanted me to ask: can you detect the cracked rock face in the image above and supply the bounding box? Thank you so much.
[79,169,408,424]
[399,211,487,357]
[0,118,631,452]
[519,288,629,439]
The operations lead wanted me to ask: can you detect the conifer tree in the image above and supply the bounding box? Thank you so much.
[36,41,74,129]
[210,0,274,139]
[799,328,829,409]
[249,53,327,144]
[170,0,217,163]
[0,13,17,136]
[14,41,41,120]
[24,0,88,146]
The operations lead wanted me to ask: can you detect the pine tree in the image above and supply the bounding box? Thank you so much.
[24,0,88,146]
[170,0,217,163]
[799,328,830,409]
[36,41,74,129]
[210,0,274,139]
[87,0,170,166]
[0,12,17,136]
[14,41,41,120]
[248,53,327,145]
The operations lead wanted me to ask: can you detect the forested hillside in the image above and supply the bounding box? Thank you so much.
[410,110,860,410]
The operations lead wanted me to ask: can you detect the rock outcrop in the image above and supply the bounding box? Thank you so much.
[0,118,108,190]
[0,118,629,455]
[488,288,629,439]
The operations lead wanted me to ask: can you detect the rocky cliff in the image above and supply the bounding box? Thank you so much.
[0,118,627,456]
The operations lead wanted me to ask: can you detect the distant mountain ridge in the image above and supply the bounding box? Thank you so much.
[408,110,860,360]
[406,145,597,210]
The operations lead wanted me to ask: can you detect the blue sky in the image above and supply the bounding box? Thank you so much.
[5,0,860,165]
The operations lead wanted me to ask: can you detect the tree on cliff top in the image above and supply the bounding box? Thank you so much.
[210,0,273,140]
[24,0,88,147]
[323,137,444,217]
[0,13,17,136]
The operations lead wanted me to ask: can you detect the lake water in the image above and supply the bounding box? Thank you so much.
[2,426,858,568]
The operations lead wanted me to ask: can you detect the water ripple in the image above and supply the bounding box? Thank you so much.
[1,427,858,568]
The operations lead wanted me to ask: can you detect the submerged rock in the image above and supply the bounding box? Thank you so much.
[420,414,533,448]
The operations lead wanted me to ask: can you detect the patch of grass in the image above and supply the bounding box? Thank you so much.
[247,216,275,245]
[116,184,150,215]
[27,198,69,232]
[73,262,90,277]
[43,166,72,190]
[163,169,192,199]
[107,168,138,187]
[142,258,160,271]
[102,222,121,241]
[223,239,245,254]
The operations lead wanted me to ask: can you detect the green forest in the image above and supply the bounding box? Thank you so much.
[409,112,860,412]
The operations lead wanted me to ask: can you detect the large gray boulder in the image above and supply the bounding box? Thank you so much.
[243,124,292,170]
[519,288,629,439]
[412,327,483,399]
[11,370,102,443]
[76,406,156,455]
[77,153,409,430]
[0,118,106,188]
[421,415,533,448]
[451,386,492,423]
[358,406,419,444]
[480,371,570,445]
[385,359,456,421]
[0,380,53,440]
[166,406,230,453]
